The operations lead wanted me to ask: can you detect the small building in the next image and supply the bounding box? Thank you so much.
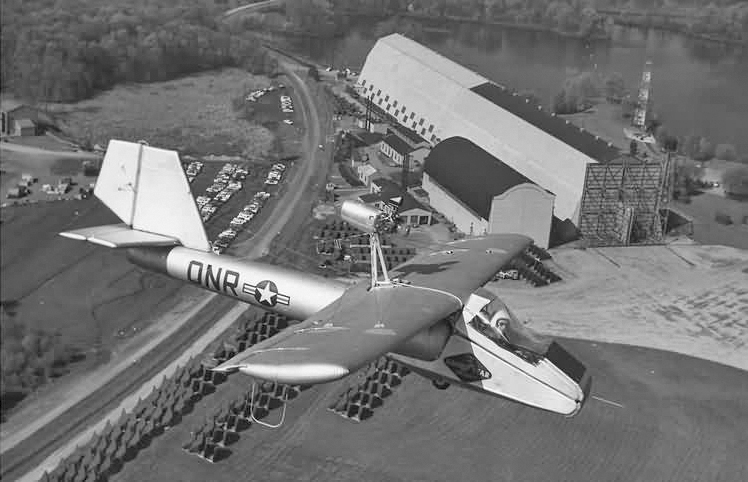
[388,125,430,150]
[422,137,555,248]
[357,163,378,187]
[1,100,39,136]
[357,119,389,134]
[379,134,413,166]
[15,119,36,136]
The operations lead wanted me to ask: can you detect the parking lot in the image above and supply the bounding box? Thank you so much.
[185,158,290,254]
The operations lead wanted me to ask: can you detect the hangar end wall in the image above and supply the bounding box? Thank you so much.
[422,173,488,236]
[489,184,555,248]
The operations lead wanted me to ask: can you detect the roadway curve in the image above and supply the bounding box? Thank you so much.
[1,57,331,481]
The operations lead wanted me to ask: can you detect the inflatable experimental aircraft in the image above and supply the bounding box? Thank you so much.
[61,140,591,425]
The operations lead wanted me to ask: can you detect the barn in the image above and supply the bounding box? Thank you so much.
[356,33,622,224]
[422,137,555,248]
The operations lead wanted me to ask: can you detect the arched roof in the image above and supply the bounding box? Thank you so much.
[358,33,622,221]
[425,137,546,219]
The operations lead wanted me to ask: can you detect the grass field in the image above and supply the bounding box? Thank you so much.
[671,192,748,249]
[57,68,276,157]
[0,200,187,369]
[0,68,303,420]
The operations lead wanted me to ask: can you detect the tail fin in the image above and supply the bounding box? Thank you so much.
[60,140,210,251]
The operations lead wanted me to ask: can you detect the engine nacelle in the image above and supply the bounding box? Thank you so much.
[392,319,451,361]
[338,200,389,234]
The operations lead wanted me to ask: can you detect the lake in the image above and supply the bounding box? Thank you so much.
[282,21,748,155]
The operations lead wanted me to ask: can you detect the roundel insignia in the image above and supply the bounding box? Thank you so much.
[254,280,279,307]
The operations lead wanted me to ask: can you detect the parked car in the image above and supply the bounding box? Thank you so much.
[493,269,520,281]
[212,239,230,254]
[218,229,237,240]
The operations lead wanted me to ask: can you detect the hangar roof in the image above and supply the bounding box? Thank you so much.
[470,82,620,163]
[358,34,620,221]
[376,34,487,88]
[425,137,543,219]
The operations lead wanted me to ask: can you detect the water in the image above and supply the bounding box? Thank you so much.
[285,21,748,155]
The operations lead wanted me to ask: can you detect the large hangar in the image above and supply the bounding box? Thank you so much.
[357,33,622,223]
[422,137,555,248]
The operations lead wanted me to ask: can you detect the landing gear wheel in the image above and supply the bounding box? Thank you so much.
[432,379,450,390]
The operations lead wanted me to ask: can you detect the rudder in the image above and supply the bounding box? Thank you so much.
[82,140,210,251]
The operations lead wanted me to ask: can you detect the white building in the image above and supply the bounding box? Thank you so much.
[357,33,620,223]
[422,137,555,248]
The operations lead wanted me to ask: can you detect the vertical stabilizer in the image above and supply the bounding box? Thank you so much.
[93,140,210,251]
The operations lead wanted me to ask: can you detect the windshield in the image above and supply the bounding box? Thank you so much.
[473,297,551,360]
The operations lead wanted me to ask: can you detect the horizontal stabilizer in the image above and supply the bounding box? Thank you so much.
[60,223,180,248]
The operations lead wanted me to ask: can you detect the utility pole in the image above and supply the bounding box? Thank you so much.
[401,152,410,194]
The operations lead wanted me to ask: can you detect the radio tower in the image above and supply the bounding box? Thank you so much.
[632,60,653,130]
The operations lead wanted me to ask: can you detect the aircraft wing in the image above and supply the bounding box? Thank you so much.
[214,234,532,385]
[389,233,532,300]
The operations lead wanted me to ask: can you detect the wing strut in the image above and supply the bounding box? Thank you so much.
[369,231,392,290]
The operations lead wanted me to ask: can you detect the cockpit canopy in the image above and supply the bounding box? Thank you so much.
[469,289,551,357]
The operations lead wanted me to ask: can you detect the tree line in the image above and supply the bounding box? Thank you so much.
[1,0,274,103]
[598,0,748,43]
[1,303,83,419]
[274,0,747,43]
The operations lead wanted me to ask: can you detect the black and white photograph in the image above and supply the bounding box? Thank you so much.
[1,1,747,481]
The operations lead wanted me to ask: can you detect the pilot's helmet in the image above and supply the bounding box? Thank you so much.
[494,318,510,336]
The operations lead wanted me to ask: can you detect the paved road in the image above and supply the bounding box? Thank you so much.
[0,141,102,159]
[1,58,331,481]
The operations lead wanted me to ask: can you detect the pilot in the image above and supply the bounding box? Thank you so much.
[492,317,510,342]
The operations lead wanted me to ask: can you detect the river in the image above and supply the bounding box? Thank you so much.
[280,21,748,155]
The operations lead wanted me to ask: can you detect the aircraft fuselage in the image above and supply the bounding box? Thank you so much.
[126,246,347,320]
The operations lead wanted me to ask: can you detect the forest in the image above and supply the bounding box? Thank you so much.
[1,303,83,419]
[3,0,745,103]
[320,0,748,42]
[0,0,273,103]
